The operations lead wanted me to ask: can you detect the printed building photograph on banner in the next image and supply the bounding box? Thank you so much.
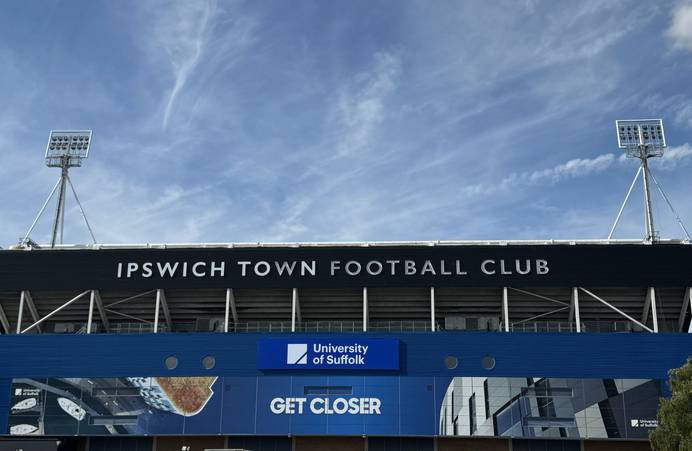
[439,377,661,440]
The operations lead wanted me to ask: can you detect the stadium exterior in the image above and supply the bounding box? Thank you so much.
[0,240,691,451]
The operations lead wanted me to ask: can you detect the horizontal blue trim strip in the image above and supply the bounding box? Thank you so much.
[0,332,689,380]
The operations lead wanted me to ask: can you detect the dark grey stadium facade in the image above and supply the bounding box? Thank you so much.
[0,240,691,451]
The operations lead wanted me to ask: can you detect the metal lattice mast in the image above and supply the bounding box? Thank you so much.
[50,162,70,247]
[611,119,666,243]
[640,145,656,242]
[21,130,95,248]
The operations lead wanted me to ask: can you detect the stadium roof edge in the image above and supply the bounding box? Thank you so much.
[4,238,691,251]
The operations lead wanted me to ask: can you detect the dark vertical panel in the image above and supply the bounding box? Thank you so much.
[0,441,59,451]
[227,436,292,451]
[368,437,434,451]
[436,437,511,451]
[88,437,152,451]
[0,378,9,436]
[511,439,580,451]
[154,436,224,451]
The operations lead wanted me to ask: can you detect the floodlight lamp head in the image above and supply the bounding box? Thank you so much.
[45,130,92,168]
[615,119,665,159]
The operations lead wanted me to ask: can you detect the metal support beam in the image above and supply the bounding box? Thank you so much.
[642,288,651,325]
[579,287,653,333]
[50,167,69,247]
[430,287,436,332]
[157,289,172,332]
[502,287,509,332]
[102,290,168,331]
[87,291,95,334]
[224,288,239,332]
[291,288,301,332]
[508,287,569,307]
[513,306,569,325]
[608,166,641,240]
[649,287,659,333]
[21,291,42,333]
[92,290,109,332]
[154,290,161,333]
[21,290,90,334]
[572,287,581,333]
[649,170,692,240]
[22,177,61,246]
[16,292,24,334]
[105,308,151,324]
[224,289,230,333]
[105,290,157,309]
[66,174,97,244]
[0,302,10,334]
[678,287,691,333]
[641,159,656,242]
[641,287,659,332]
[363,287,369,332]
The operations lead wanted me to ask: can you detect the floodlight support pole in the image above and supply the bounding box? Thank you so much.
[648,170,692,241]
[66,174,97,244]
[608,166,641,240]
[634,125,657,243]
[50,161,69,248]
[22,177,61,245]
[640,155,656,243]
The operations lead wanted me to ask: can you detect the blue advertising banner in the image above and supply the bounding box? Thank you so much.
[256,339,400,370]
[4,375,661,439]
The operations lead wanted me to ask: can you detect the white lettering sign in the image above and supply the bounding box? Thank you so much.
[270,397,381,415]
[116,258,550,279]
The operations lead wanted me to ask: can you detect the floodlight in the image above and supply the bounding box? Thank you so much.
[19,129,97,248]
[45,130,92,168]
[615,119,665,159]
[608,118,691,243]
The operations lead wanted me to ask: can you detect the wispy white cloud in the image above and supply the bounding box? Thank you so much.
[448,144,692,214]
[667,1,692,51]
[614,143,692,171]
[136,0,257,130]
[502,154,616,186]
[259,52,404,241]
[330,52,401,157]
[159,1,216,129]
[48,162,237,244]
[642,94,692,130]
[654,143,692,170]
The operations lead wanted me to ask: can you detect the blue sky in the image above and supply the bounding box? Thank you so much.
[1,0,692,246]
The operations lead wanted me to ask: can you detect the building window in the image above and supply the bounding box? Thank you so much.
[469,393,477,434]
[484,379,490,419]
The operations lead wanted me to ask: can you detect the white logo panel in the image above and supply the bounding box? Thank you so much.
[287,343,308,365]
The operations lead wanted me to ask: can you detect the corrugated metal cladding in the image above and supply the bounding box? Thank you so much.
[0,332,690,379]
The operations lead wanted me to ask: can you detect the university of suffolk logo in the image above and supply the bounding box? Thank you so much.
[630,418,659,428]
[287,343,308,365]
